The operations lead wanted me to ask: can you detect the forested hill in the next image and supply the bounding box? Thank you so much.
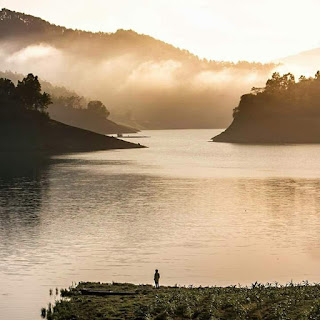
[0,73,142,152]
[0,9,199,62]
[212,71,320,143]
[0,8,269,65]
[0,8,277,129]
[0,71,138,134]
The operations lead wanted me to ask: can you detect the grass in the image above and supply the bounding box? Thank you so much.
[42,281,320,319]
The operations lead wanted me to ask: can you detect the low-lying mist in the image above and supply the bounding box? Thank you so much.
[1,41,278,129]
[1,8,317,129]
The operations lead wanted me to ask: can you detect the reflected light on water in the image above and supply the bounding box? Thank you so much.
[1,130,320,319]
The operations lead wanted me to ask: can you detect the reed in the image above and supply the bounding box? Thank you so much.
[42,281,320,319]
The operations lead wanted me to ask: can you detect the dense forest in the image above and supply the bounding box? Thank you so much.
[0,8,277,129]
[212,71,320,143]
[0,73,51,118]
[233,71,320,119]
[0,8,275,68]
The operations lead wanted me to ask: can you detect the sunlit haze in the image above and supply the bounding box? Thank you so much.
[4,1,320,319]
[1,0,320,62]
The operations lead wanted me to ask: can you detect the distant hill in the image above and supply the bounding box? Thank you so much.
[212,71,320,143]
[275,48,320,78]
[0,8,277,129]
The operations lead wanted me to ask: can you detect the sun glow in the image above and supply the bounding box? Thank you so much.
[1,0,320,63]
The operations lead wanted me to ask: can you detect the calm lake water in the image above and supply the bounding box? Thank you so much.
[2,129,320,319]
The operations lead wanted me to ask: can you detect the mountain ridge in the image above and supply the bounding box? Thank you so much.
[0,8,277,129]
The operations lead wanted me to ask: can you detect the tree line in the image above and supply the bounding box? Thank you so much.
[0,8,276,71]
[0,73,110,122]
[233,71,320,119]
[49,96,110,124]
[0,73,51,116]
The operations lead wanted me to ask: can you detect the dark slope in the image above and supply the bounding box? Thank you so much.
[0,71,138,134]
[212,117,320,143]
[48,106,138,135]
[0,115,144,154]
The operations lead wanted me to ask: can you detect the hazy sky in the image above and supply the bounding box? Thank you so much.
[1,0,320,62]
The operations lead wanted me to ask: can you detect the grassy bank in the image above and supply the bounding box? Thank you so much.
[43,281,320,319]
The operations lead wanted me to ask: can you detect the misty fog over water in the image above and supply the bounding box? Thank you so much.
[0,8,278,129]
[1,130,320,319]
[0,40,271,128]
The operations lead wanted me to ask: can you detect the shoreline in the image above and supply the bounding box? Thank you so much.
[42,281,320,319]
[0,118,145,154]
[212,117,320,144]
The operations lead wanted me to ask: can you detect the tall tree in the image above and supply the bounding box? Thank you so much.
[87,100,110,118]
[16,73,52,112]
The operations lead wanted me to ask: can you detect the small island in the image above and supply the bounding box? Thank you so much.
[212,71,320,143]
[0,74,143,153]
[42,281,320,320]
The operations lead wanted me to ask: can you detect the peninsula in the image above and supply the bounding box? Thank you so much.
[0,74,143,153]
[0,71,139,135]
[212,72,320,143]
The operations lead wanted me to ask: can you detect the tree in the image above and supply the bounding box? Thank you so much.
[87,100,110,118]
[251,87,264,95]
[299,75,307,82]
[38,92,52,111]
[16,73,52,112]
[52,95,83,110]
[281,73,295,90]
[265,72,281,92]
[0,78,15,97]
[265,72,295,92]
[0,78,17,111]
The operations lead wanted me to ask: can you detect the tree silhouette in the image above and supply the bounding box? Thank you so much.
[233,71,320,120]
[16,73,52,112]
[0,78,18,112]
[0,73,52,117]
[87,100,110,118]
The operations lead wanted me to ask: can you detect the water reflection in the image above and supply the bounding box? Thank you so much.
[0,154,49,221]
[1,130,320,320]
[0,154,50,276]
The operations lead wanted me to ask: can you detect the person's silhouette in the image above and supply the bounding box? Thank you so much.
[154,269,160,288]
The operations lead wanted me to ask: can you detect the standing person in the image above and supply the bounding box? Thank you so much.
[154,269,160,288]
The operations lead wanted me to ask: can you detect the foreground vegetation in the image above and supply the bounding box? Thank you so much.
[43,281,320,319]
